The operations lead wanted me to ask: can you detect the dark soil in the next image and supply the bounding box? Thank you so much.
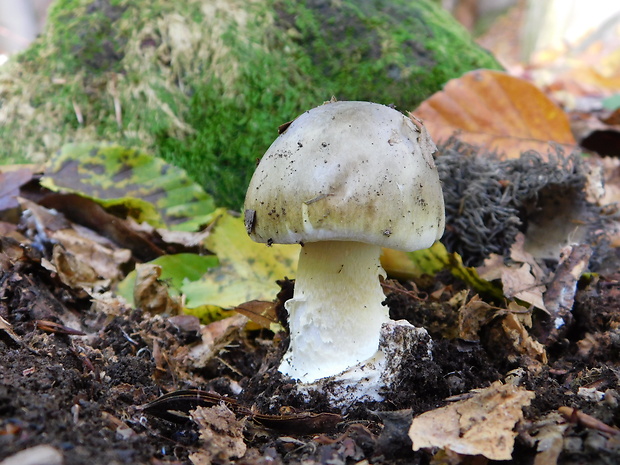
[1,244,620,465]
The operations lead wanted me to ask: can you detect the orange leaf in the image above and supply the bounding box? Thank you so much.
[413,70,577,159]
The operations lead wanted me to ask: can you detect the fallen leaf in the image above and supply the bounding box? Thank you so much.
[116,253,218,308]
[501,309,548,365]
[143,388,343,434]
[40,193,165,261]
[0,167,33,211]
[501,263,547,311]
[50,243,102,291]
[232,300,282,332]
[41,143,216,231]
[528,413,569,465]
[477,233,548,311]
[181,212,299,312]
[382,242,451,282]
[18,198,132,291]
[424,242,504,301]
[51,228,132,281]
[189,404,247,465]
[409,382,535,461]
[414,70,576,159]
[185,314,249,369]
[458,295,497,341]
[35,320,85,336]
[132,264,181,314]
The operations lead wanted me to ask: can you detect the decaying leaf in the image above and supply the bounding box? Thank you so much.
[402,242,504,300]
[19,198,132,292]
[458,296,548,366]
[501,308,548,365]
[143,388,343,434]
[477,233,548,311]
[382,243,450,283]
[501,263,547,311]
[34,320,85,336]
[409,381,535,461]
[189,404,247,465]
[181,212,299,312]
[116,253,218,315]
[41,143,216,231]
[185,314,249,369]
[458,295,497,341]
[232,300,282,332]
[39,193,165,261]
[0,167,34,211]
[414,70,576,159]
[523,412,569,465]
[132,264,181,314]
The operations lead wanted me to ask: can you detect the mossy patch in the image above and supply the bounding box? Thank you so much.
[0,0,500,208]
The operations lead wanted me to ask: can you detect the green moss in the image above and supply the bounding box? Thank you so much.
[0,0,501,208]
[21,0,131,75]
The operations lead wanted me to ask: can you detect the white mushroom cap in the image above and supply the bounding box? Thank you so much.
[244,100,445,251]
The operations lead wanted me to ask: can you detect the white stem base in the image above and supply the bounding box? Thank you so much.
[295,320,433,410]
[279,241,389,383]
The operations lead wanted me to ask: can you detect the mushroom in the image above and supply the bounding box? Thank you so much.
[244,100,445,385]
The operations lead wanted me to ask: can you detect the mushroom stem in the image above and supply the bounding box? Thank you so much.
[279,241,390,382]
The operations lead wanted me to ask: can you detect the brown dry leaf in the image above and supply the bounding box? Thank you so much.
[133,263,181,314]
[0,167,34,211]
[51,228,132,283]
[458,295,496,341]
[18,199,132,293]
[477,234,548,311]
[413,69,576,159]
[189,404,247,465]
[40,193,165,261]
[501,307,548,365]
[501,263,547,311]
[48,244,99,290]
[529,412,570,465]
[232,300,280,331]
[409,381,535,461]
[185,314,248,369]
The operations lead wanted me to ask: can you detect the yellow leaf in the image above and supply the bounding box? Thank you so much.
[182,212,299,311]
[395,242,504,300]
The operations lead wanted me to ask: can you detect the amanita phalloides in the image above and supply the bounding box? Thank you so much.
[244,100,445,398]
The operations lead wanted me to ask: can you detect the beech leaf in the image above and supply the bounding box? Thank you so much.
[181,212,299,312]
[414,69,577,159]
